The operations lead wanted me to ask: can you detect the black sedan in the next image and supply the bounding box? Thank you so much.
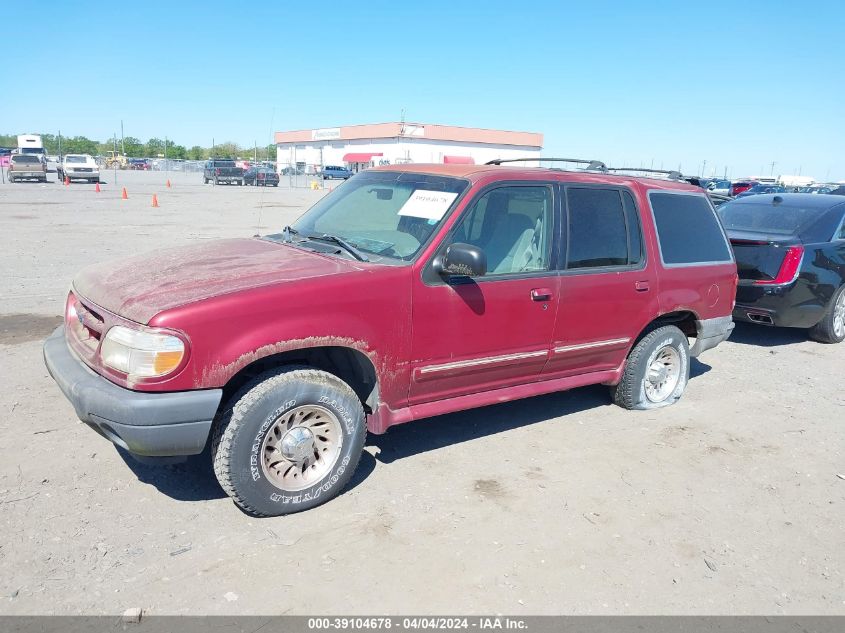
[717,194,845,343]
[244,167,279,186]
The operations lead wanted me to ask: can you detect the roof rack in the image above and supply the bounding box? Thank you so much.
[485,157,607,171]
[605,167,685,181]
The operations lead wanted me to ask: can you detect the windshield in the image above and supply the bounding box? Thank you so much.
[21,148,44,155]
[291,171,469,261]
[718,200,829,235]
[13,155,40,163]
[66,156,89,163]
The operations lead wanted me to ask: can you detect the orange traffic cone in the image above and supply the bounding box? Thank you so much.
[166,179,171,188]
[151,194,159,208]
[64,176,69,186]
[121,187,128,199]
[95,182,101,193]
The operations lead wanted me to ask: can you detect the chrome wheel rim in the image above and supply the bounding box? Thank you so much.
[833,291,845,339]
[261,405,343,492]
[644,345,681,403]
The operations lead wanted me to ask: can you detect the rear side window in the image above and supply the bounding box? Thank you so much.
[649,192,732,265]
[565,188,642,269]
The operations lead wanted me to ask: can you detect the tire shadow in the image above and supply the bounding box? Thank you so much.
[117,444,227,502]
[116,437,378,504]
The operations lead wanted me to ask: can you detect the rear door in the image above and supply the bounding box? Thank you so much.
[544,184,658,376]
[409,182,560,405]
[647,190,737,321]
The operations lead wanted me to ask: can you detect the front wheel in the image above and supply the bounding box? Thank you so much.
[212,366,366,516]
[611,325,690,410]
[809,285,845,344]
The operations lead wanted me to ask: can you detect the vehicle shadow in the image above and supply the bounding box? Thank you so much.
[728,321,808,348]
[116,436,378,504]
[374,360,712,464]
[370,386,608,464]
[115,363,711,504]
[117,446,228,501]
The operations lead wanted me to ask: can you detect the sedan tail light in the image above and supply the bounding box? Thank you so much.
[753,245,804,286]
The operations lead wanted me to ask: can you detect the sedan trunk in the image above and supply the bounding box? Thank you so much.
[727,231,803,284]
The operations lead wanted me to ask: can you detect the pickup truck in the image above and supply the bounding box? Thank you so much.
[58,154,100,184]
[44,161,737,517]
[8,154,47,182]
[203,159,244,185]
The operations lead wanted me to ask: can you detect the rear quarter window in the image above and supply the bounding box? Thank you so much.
[649,192,732,265]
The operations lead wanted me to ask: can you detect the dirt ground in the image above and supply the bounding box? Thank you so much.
[0,171,842,615]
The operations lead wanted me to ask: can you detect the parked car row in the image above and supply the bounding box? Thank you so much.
[698,178,839,199]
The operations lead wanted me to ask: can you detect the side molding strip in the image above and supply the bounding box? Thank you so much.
[553,337,630,355]
[418,350,548,376]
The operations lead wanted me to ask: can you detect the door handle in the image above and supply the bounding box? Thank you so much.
[530,288,553,301]
[635,280,650,292]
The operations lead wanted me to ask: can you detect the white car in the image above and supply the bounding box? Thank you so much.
[59,154,100,183]
[706,179,732,196]
[46,155,59,173]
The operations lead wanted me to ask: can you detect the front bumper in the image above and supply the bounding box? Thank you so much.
[65,170,100,179]
[43,327,222,456]
[689,315,735,356]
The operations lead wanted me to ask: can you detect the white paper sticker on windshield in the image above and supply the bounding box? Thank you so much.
[397,190,459,221]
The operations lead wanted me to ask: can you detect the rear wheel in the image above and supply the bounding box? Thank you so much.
[611,325,690,410]
[809,285,845,344]
[212,366,366,516]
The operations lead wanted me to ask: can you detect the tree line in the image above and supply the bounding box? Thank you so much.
[0,134,276,161]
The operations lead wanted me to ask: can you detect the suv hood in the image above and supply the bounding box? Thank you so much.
[73,238,358,324]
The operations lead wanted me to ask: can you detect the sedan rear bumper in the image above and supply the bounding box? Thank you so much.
[734,281,826,328]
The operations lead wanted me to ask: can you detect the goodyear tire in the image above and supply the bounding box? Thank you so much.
[611,325,689,410]
[212,366,366,516]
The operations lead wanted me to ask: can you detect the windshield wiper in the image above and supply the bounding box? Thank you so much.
[308,233,369,262]
[282,225,299,242]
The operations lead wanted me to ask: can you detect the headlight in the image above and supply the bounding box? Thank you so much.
[100,325,186,378]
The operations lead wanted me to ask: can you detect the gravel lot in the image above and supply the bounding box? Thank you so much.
[0,171,842,615]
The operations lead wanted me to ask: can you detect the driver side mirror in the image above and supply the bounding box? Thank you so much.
[433,242,487,278]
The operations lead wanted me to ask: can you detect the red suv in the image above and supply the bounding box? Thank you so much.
[44,161,737,516]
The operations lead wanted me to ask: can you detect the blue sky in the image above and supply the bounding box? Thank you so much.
[3,0,843,180]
